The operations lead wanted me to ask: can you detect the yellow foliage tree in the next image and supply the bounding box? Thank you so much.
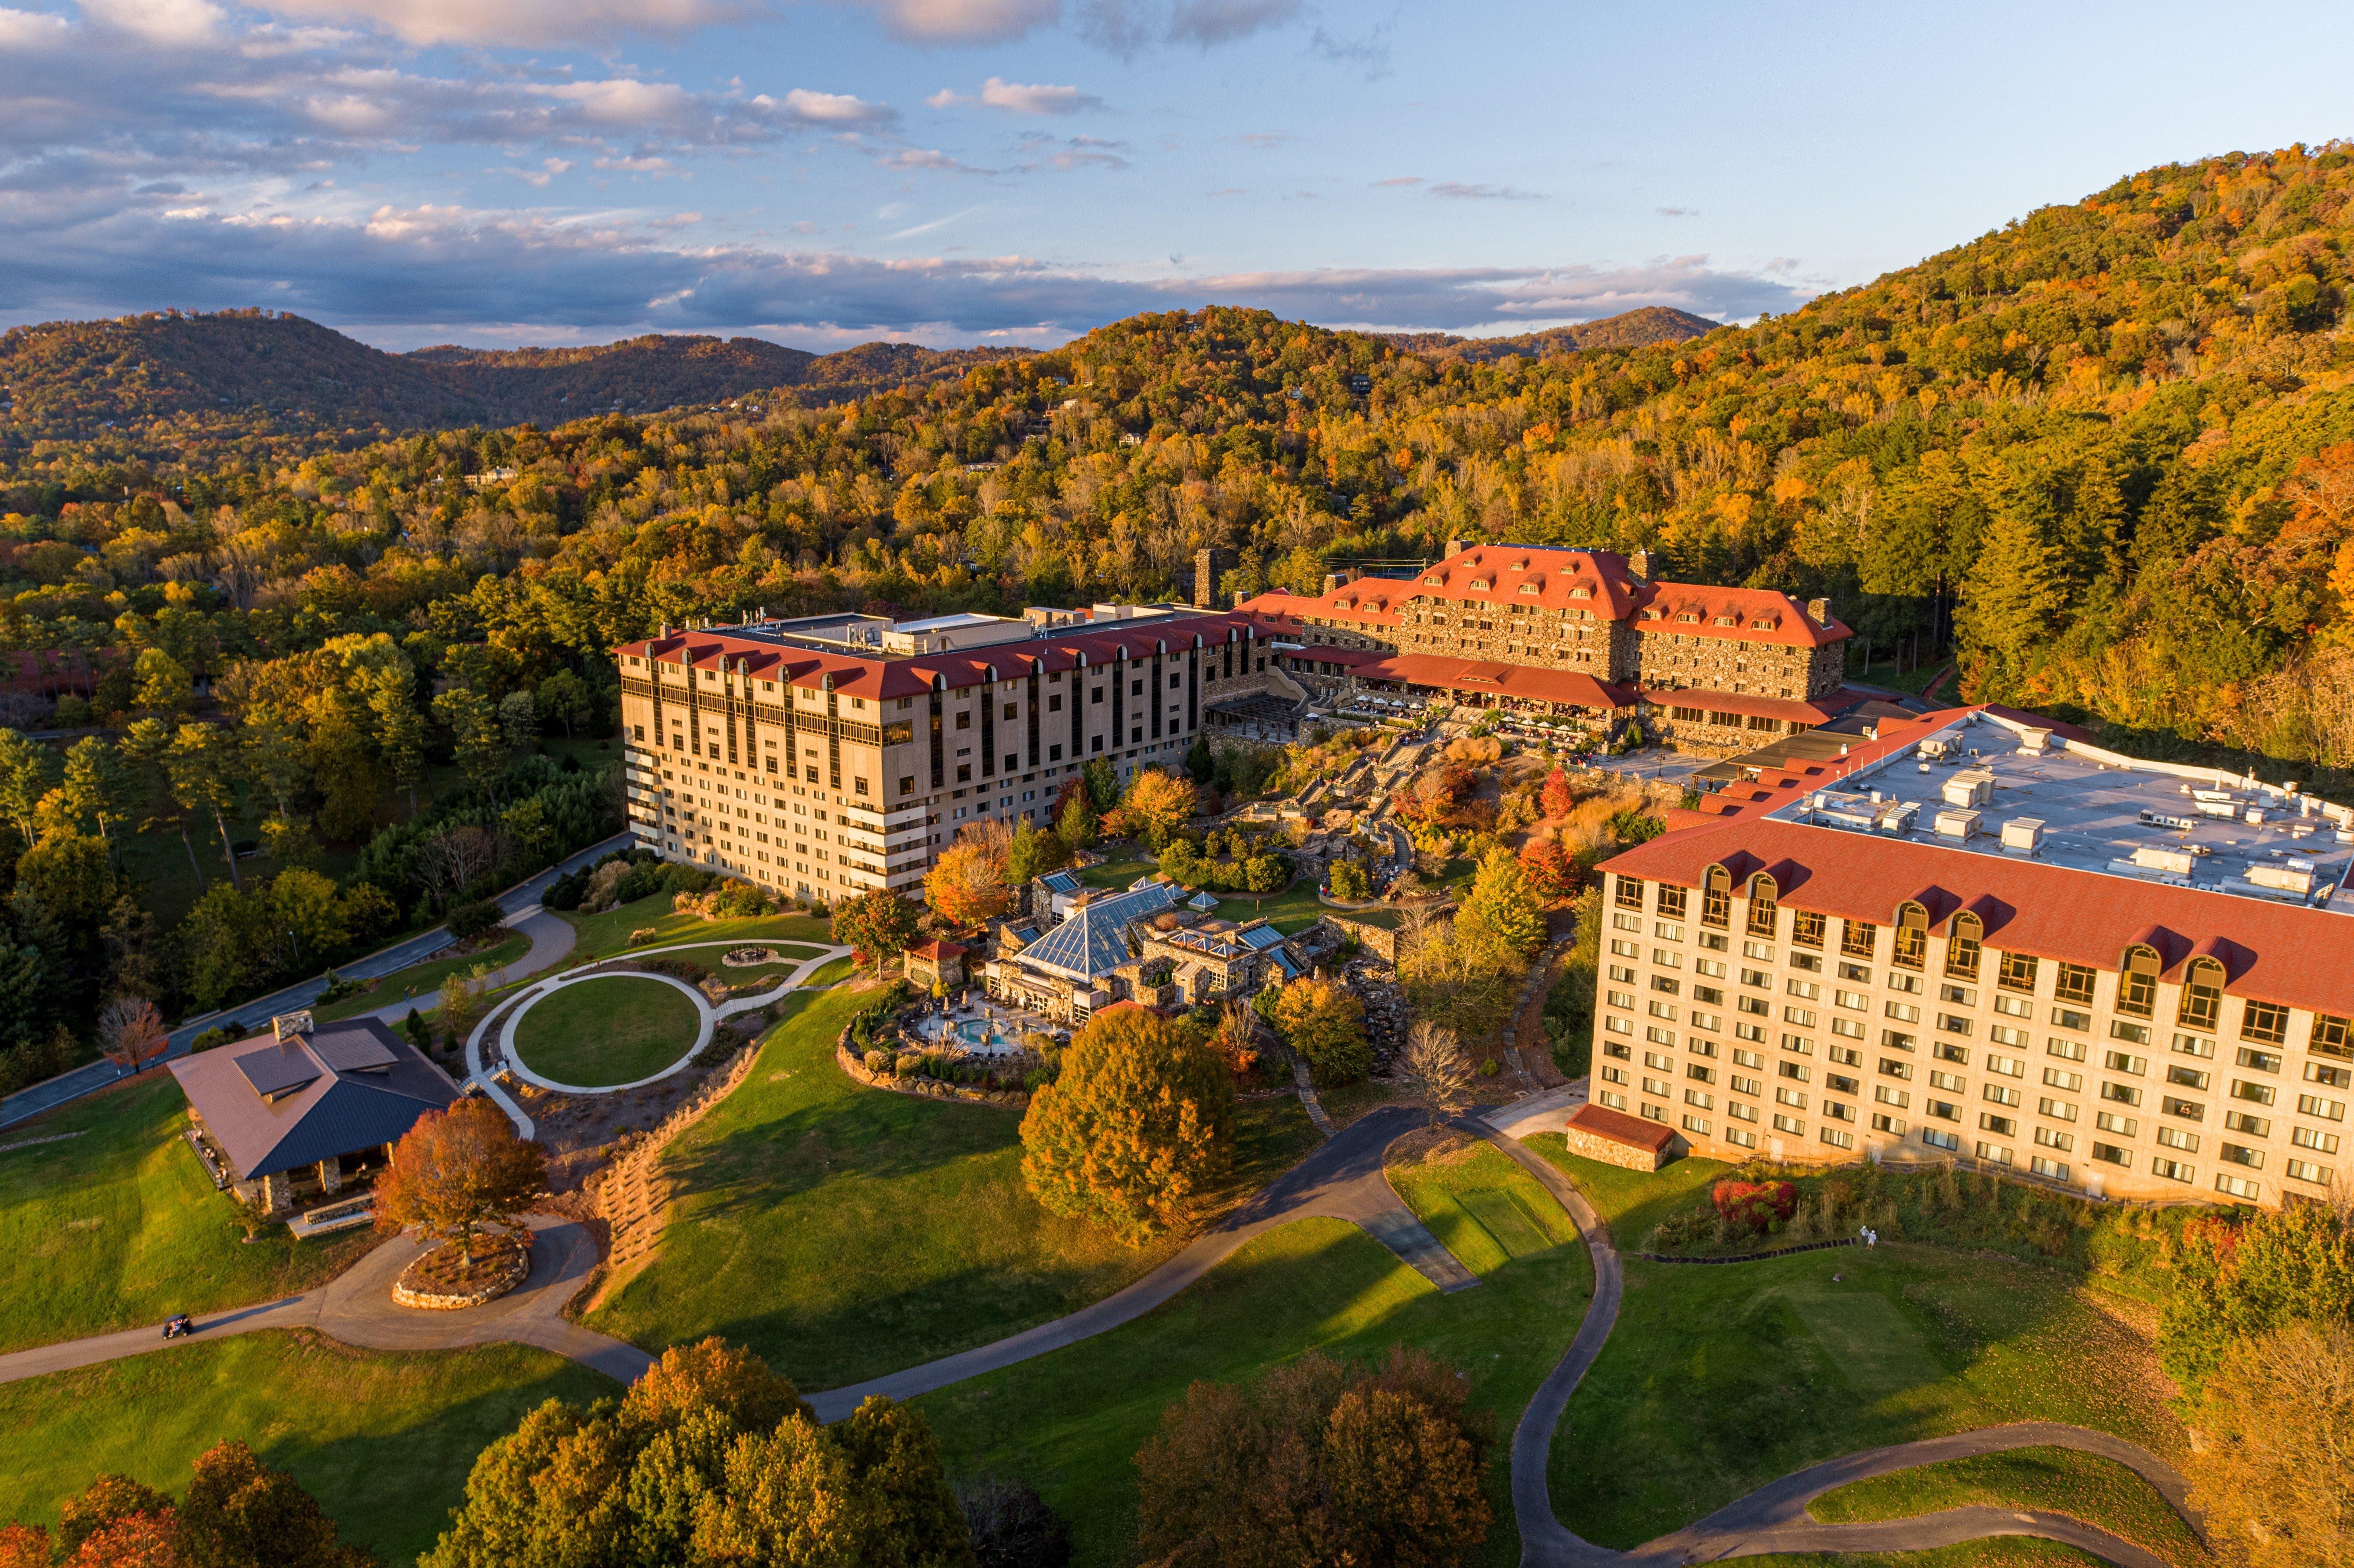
[922,840,1012,929]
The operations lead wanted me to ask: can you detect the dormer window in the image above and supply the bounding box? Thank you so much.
[1517,583,1539,595]
[1714,615,1738,627]
[1423,575,1444,586]
[1677,611,1700,624]
[1569,586,1592,599]
[1750,617,1777,630]
[1468,579,1489,591]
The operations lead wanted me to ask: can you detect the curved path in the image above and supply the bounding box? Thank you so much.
[1487,1098,2204,1568]
[804,1105,1472,1421]
[346,905,581,1029]
[465,940,852,1133]
[0,1214,651,1390]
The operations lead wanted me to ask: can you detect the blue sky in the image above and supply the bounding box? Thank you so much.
[3,0,2351,351]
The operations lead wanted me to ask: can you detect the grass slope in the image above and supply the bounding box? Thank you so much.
[0,1077,376,1352]
[1810,1446,2208,1568]
[561,895,833,964]
[585,984,1322,1390]
[921,1141,1593,1568]
[0,1330,612,1566]
[312,933,530,1023]
[1539,1147,2182,1548]
[511,975,703,1087]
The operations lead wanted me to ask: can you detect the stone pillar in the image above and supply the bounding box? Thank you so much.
[260,1171,290,1218]
[318,1155,342,1195]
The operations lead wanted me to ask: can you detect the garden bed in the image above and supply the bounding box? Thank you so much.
[393,1231,529,1309]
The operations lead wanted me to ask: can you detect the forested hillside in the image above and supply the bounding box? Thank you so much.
[0,142,2351,1081]
[1384,306,1718,360]
[0,312,1024,442]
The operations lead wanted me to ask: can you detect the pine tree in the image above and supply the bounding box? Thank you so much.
[1955,465,2065,701]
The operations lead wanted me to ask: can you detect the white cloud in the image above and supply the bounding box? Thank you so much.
[1429,181,1541,201]
[79,0,225,44]
[769,87,895,125]
[0,7,73,46]
[978,76,1104,114]
[859,0,1059,43]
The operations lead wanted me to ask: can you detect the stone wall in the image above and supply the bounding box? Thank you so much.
[1563,1121,1673,1173]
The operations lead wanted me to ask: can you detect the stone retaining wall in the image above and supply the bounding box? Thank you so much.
[835,1040,1030,1109]
[393,1241,530,1309]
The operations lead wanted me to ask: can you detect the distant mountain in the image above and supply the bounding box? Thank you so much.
[1384,306,1720,362]
[0,310,1029,439]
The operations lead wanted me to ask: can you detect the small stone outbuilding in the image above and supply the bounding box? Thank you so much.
[904,938,969,990]
[1562,1101,1680,1173]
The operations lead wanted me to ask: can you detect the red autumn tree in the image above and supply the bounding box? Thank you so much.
[1517,838,1577,900]
[375,1098,545,1265]
[1540,766,1576,820]
[832,888,919,975]
[98,996,170,1075]
[922,841,1013,929]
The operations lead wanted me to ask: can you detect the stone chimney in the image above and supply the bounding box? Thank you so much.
[1628,549,1656,582]
[1322,572,1343,595]
[1445,538,1466,559]
[272,1010,314,1041]
[1807,596,1831,627]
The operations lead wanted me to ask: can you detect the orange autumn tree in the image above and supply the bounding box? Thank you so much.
[1120,767,1197,849]
[922,840,1013,928]
[374,1098,544,1265]
[1019,1004,1234,1242]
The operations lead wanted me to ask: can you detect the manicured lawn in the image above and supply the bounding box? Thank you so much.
[313,933,532,1023]
[1811,1446,2206,1568]
[1075,849,1155,889]
[803,956,856,987]
[1546,1232,2183,1546]
[1211,875,1325,934]
[1523,1139,1732,1246]
[0,1077,378,1353]
[1738,1546,2105,1568]
[561,892,834,964]
[921,1142,1593,1568]
[511,974,704,1088]
[587,985,1322,1390]
[621,940,834,993]
[0,1331,612,1567]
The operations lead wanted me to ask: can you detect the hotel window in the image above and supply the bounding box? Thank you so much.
[1944,912,1982,981]
[2314,1012,2354,1061]
[2240,998,2290,1045]
[2117,945,2160,1018]
[2177,958,2223,1031]
[1702,866,1732,929]
[1614,875,1645,911]
[1998,950,2038,993]
[1746,874,1779,937]
[1657,885,1687,920]
[1792,910,1825,949]
[2055,963,2098,1006]
[1892,904,1929,971]
[1841,920,1877,959]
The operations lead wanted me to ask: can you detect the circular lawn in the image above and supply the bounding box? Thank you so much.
[511,975,704,1088]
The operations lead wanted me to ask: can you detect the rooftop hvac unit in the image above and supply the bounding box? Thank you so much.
[2001,817,2046,852]
[1934,808,1982,839]
[2196,799,2242,819]
[1877,801,1920,835]
[1918,740,1949,760]
[2248,864,2315,894]
[2017,727,2052,754]
[2193,788,2235,802]
[2245,807,2268,825]
[1942,768,1994,808]
[2132,845,2196,876]
[2140,809,2198,832]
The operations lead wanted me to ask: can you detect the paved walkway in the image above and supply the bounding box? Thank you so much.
[1479,1084,2204,1568]
[344,906,581,1029]
[804,1105,1474,1421]
[0,1214,651,1390]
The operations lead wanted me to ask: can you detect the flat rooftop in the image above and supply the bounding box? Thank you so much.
[1765,710,2354,912]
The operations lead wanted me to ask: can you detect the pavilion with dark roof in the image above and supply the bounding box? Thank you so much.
[168,1012,464,1219]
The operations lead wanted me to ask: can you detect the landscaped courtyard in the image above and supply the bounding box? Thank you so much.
[510,973,706,1088]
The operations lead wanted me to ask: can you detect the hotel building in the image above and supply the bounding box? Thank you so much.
[1592,705,2354,1208]
[1239,540,1860,754]
[611,604,1294,903]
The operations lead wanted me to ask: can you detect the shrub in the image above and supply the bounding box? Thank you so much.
[445,898,503,940]
[864,1049,889,1073]
[1712,1179,1798,1236]
[627,927,661,947]
[894,1052,924,1077]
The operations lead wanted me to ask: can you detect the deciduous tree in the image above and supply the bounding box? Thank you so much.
[374,1098,545,1266]
[2185,1321,2354,1568]
[1020,1003,1235,1242]
[1265,977,1371,1086]
[924,841,1013,929]
[1456,846,1545,963]
[1399,1019,1475,1130]
[97,996,168,1075]
[835,888,920,972]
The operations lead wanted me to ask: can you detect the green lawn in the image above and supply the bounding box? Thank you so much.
[0,1077,378,1353]
[1075,849,1155,889]
[561,892,834,964]
[511,974,704,1087]
[1546,1235,2182,1547]
[1524,1139,1732,1244]
[0,1331,613,1567]
[586,985,1322,1390]
[803,956,856,987]
[609,940,834,993]
[313,933,532,1023]
[920,1141,1593,1568]
[1211,875,1325,934]
[1811,1446,2207,1568]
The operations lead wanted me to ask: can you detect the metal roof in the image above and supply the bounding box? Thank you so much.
[169,1018,463,1180]
[1238,923,1288,951]
[1038,871,1084,895]
[1015,882,1181,981]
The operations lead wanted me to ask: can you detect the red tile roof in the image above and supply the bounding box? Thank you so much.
[1347,653,1628,710]
[1566,1101,1677,1152]
[615,613,1263,698]
[1598,705,2354,1016]
[908,939,968,960]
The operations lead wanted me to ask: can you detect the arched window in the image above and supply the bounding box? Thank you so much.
[1701,865,1732,929]
[2117,944,2160,1018]
[1945,911,1982,981]
[2177,957,2224,1031]
[1746,874,1779,937]
[1892,902,1929,970]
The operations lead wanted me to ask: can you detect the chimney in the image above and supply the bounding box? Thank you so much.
[1628,549,1656,582]
[1445,538,1466,559]
[272,1010,313,1041]
[1807,596,1830,627]
[1322,572,1342,595]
